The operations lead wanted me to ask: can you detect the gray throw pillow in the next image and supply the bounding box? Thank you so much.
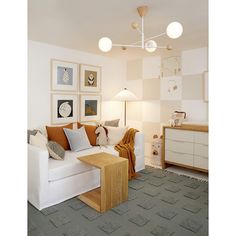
[63,126,92,152]
[27,129,39,143]
[104,119,120,127]
[46,141,65,160]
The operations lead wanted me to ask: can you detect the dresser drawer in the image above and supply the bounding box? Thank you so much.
[165,150,193,166]
[165,129,194,142]
[194,156,208,170]
[165,139,194,154]
[194,143,208,158]
[194,132,208,145]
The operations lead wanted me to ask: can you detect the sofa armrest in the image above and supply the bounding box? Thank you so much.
[134,131,144,150]
[28,144,49,199]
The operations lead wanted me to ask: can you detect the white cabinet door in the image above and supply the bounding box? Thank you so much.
[195,132,208,145]
[166,129,194,142]
[166,140,194,154]
[194,156,208,169]
[165,150,193,166]
[194,143,208,158]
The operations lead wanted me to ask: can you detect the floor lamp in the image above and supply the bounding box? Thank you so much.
[114,88,137,126]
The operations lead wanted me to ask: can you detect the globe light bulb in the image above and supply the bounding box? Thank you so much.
[145,40,157,52]
[166,22,183,39]
[98,37,112,52]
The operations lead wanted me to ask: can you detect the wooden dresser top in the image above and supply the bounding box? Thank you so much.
[163,124,208,132]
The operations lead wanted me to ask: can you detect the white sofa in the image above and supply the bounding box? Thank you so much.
[28,132,145,210]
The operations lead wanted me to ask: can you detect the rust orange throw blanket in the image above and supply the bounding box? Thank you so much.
[115,128,138,180]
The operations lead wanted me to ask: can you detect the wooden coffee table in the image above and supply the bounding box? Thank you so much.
[77,152,128,212]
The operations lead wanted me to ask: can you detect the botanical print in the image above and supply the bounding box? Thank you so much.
[85,100,97,116]
[57,66,73,85]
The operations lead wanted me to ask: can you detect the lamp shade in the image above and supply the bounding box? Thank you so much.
[114,88,137,101]
[166,21,183,39]
[145,40,157,53]
[98,37,112,52]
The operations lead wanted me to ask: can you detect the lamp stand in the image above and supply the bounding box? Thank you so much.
[124,100,127,126]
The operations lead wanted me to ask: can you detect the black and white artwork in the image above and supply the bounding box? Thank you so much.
[52,94,78,124]
[57,100,73,118]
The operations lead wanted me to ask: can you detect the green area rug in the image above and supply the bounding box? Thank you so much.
[28,167,208,236]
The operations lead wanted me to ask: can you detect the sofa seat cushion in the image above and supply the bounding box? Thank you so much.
[101,145,141,158]
[48,147,102,182]
[48,144,141,182]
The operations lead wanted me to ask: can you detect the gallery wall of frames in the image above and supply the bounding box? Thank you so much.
[51,59,101,124]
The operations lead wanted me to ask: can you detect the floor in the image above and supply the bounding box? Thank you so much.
[166,166,208,182]
[28,167,208,236]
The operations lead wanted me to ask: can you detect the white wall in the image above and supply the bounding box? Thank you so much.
[28,40,126,129]
[125,47,208,160]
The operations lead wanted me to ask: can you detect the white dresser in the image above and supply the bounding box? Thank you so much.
[162,125,208,172]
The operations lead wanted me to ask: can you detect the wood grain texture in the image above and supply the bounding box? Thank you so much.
[78,152,128,212]
[163,124,208,132]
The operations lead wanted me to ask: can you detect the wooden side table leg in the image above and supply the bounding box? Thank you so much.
[100,160,128,212]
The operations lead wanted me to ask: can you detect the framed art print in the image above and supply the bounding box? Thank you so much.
[80,94,101,121]
[51,59,78,91]
[52,94,78,124]
[80,64,101,92]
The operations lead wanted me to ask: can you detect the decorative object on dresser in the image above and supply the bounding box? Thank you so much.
[80,64,101,92]
[168,111,186,127]
[162,124,208,172]
[51,59,78,91]
[114,88,137,126]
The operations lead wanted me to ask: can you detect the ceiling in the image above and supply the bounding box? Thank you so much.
[28,0,208,60]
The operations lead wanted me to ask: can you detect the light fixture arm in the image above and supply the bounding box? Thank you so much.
[141,16,144,49]
[98,5,183,53]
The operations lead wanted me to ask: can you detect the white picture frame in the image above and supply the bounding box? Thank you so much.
[51,59,78,91]
[80,94,101,122]
[80,64,101,92]
[51,94,78,124]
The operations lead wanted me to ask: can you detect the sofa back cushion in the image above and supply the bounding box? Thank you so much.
[64,127,92,151]
[105,126,128,145]
[77,122,97,146]
[104,119,120,127]
[46,123,73,150]
[47,141,65,160]
[30,132,48,150]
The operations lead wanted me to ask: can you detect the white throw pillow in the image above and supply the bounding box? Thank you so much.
[63,126,92,152]
[29,132,48,150]
[105,126,128,145]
